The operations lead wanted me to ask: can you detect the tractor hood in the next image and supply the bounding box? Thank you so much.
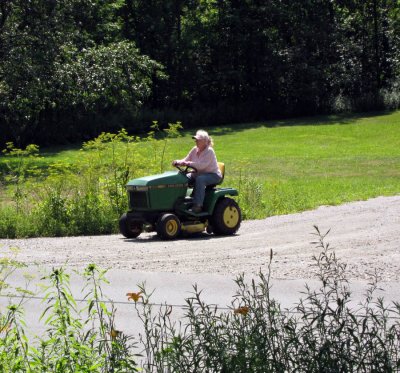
[127,171,188,190]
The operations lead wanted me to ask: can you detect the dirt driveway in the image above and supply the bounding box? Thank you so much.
[1,196,399,281]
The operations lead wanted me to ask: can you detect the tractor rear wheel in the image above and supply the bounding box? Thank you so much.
[119,213,143,238]
[211,198,241,235]
[157,213,181,239]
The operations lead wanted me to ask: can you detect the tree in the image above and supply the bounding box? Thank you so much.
[0,0,163,145]
[1,0,399,145]
[333,0,400,109]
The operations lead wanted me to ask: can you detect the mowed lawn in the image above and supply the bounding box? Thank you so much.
[164,111,400,215]
[1,110,399,218]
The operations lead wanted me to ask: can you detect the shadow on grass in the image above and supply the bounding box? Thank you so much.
[2,110,395,160]
[208,109,398,136]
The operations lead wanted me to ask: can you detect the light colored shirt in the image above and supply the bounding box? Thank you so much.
[181,146,222,178]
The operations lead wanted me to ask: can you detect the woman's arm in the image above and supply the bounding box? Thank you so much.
[186,148,217,173]
[172,147,196,166]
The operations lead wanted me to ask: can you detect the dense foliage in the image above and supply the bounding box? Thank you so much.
[136,229,400,371]
[0,0,163,145]
[1,230,399,371]
[0,260,139,372]
[0,123,182,238]
[1,111,399,239]
[137,227,400,373]
[1,0,399,145]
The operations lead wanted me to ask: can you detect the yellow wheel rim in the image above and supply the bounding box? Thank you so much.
[223,205,240,228]
[166,219,179,236]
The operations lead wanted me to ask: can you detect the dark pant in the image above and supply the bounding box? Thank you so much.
[188,173,222,206]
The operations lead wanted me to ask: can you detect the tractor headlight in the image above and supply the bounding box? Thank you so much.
[127,185,149,192]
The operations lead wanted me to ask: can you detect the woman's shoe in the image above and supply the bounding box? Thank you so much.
[189,204,202,213]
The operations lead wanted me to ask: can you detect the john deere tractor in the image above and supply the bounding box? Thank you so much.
[119,163,241,239]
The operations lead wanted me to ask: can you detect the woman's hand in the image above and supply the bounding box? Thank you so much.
[172,160,188,166]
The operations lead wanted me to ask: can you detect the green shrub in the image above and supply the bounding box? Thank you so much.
[68,190,114,235]
[1,230,399,371]
[33,178,71,237]
[134,228,400,372]
[0,263,139,372]
[236,174,266,219]
[0,124,182,237]
[381,86,400,110]
[0,207,19,238]
[0,206,38,238]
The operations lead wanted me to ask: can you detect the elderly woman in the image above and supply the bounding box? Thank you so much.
[172,130,222,213]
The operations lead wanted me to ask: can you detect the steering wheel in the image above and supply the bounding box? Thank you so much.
[175,164,197,175]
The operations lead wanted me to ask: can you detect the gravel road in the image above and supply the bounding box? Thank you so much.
[1,196,399,281]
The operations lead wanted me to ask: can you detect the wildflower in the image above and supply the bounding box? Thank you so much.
[234,306,249,316]
[0,323,11,334]
[110,328,121,340]
[126,291,143,302]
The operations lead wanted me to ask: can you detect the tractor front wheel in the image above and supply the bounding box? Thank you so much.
[119,213,143,238]
[211,198,241,235]
[157,213,181,240]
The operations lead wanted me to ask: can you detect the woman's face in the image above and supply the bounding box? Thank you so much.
[195,138,207,150]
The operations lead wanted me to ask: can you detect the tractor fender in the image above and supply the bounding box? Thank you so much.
[204,188,238,214]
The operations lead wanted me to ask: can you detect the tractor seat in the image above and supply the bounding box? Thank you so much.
[206,162,225,189]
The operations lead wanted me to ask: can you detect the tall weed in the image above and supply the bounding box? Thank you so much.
[1,231,399,371]
[0,262,139,372]
[0,124,182,237]
[236,173,266,219]
[133,228,400,372]
[146,121,183,173]
[81,129,140,215]
[1,143,40,214]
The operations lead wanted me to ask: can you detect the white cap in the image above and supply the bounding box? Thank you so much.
[192,130,209,141]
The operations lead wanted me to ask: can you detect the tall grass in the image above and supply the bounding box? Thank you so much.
[134,228,400,372]
[0,260,138,372]
[1,230,399,371]
[0,124,182,238]
[0,111,399,237]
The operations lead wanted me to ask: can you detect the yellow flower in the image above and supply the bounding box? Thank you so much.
[234,306,249,316]
[126,291,143,302]
[110,328,121,340]
[0,323,11,334]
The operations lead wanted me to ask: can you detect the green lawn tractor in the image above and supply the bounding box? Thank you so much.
[119,163,241,239]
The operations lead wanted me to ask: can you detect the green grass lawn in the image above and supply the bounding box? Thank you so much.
[1,110,399,222]
[162,111,400,216]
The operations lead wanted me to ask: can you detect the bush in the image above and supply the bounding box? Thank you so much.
[332,87,400,114]
[134,227,400,372]
[1,229,399,371]
[381,86,400,110]
[0,124,181,237]
[0,263,139,372]
[0,207,20,238]
[236,174,266,219]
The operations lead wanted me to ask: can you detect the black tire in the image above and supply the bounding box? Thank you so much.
[119,213,143,238]
[211,198,241,235]
[156,213,181,240]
